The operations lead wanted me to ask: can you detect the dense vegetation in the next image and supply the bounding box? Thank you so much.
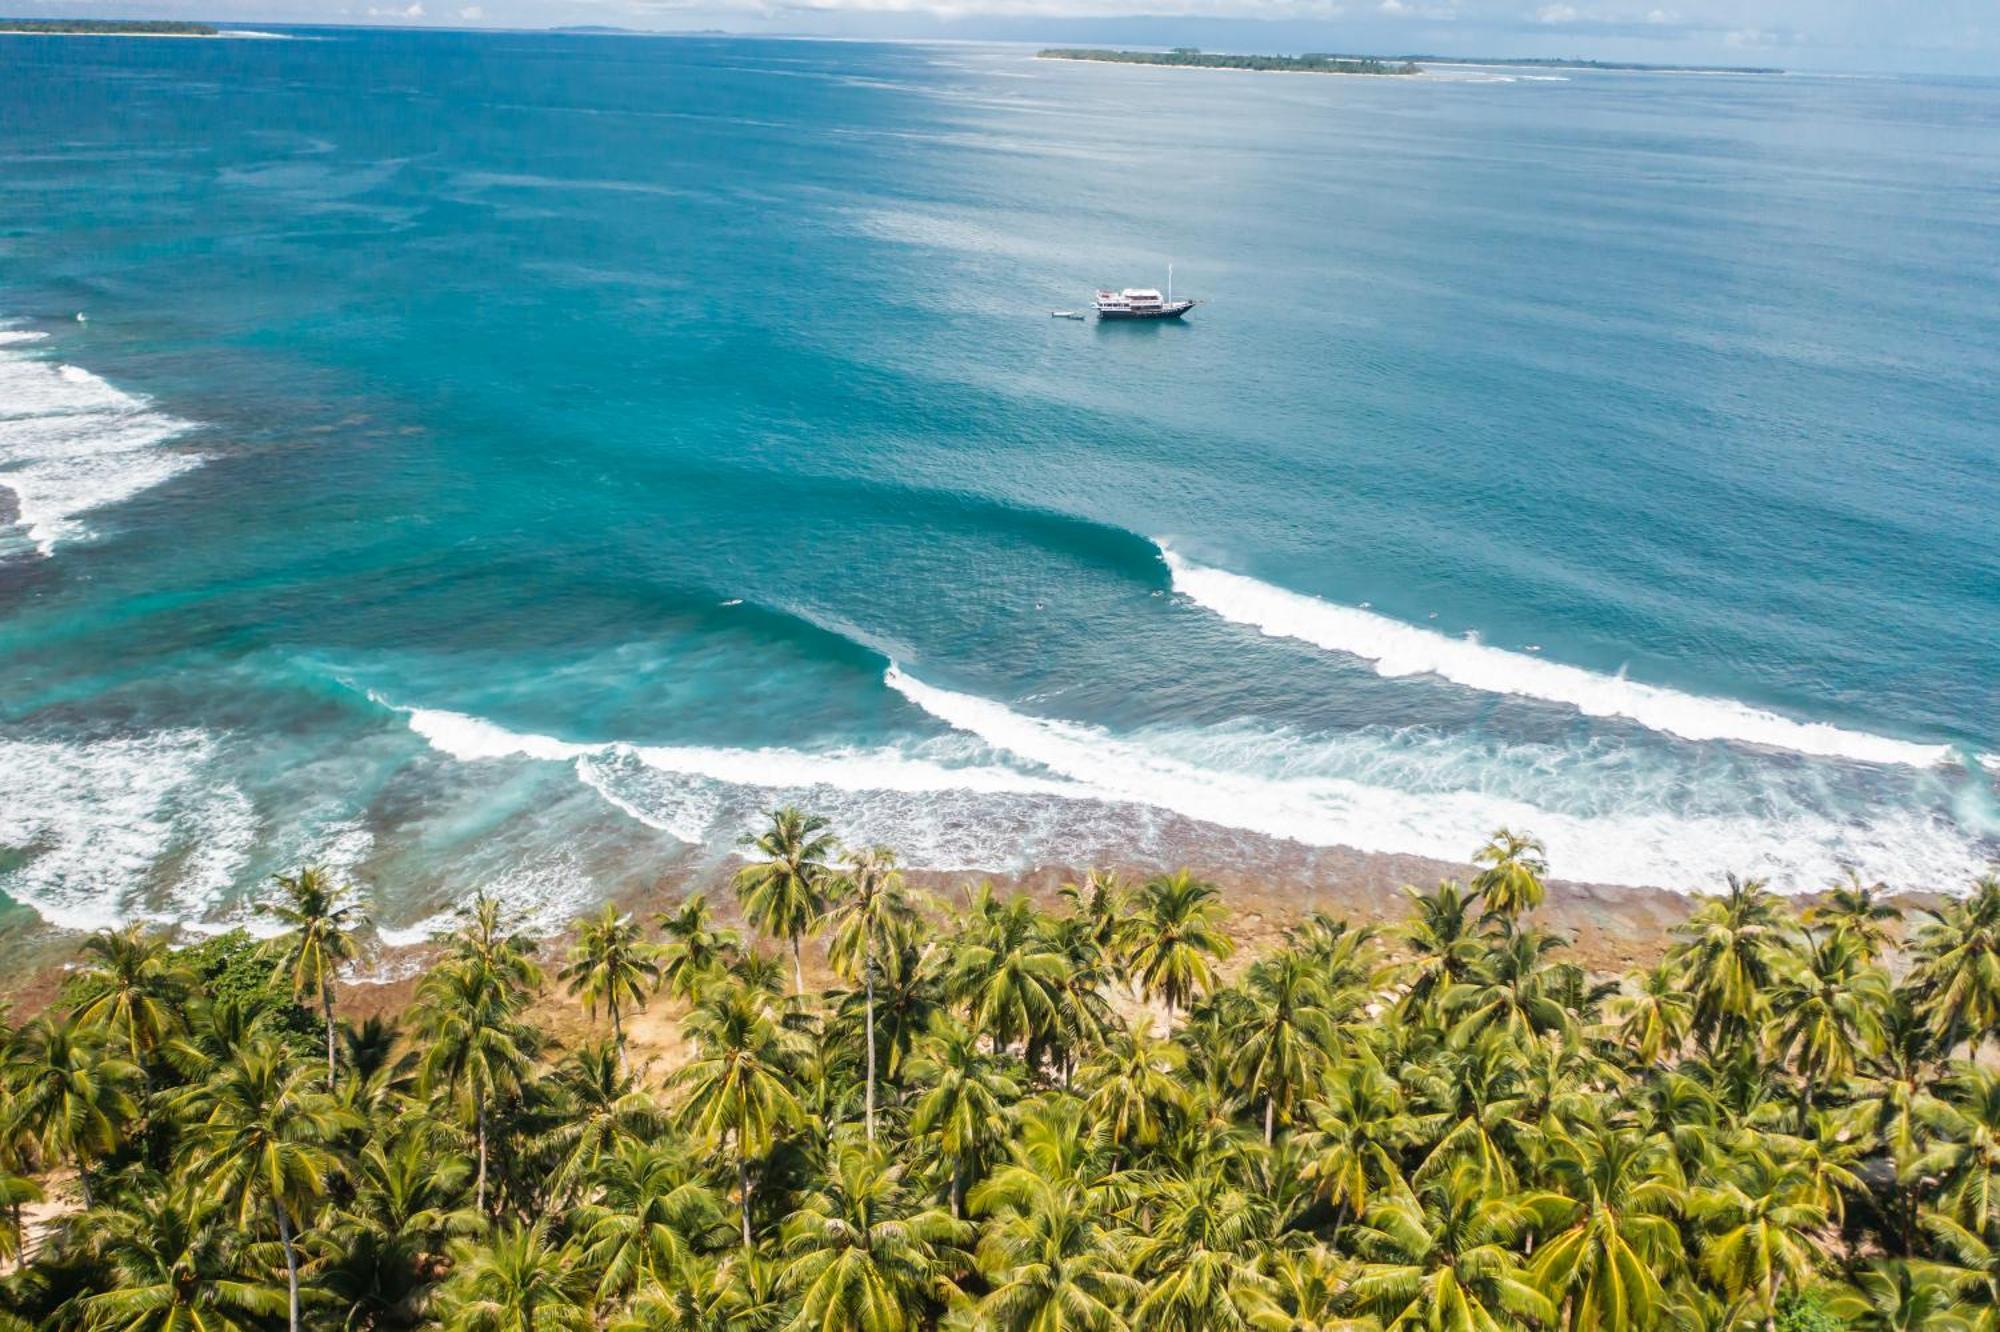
[4,814,2000,1330]
[0,19,220,35]
[1038,48,1422,77]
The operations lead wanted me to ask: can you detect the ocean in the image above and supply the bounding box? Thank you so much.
[2,30,1997,940]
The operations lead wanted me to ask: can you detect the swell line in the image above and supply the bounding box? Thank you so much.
[1158,544,1952,769]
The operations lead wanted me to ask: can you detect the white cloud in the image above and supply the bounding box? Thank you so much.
[1646,7,1676,22]
[1535,2,1576,21]
[459,4,483,14]
[365,1,423,12]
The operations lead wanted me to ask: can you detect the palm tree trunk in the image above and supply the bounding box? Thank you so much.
[792,937,805,997]
[864,948,878,1144]
[475,1091,489,1215]
[75,1163,92,1210]
[275,1200,301,1332]
[321,976,338,1081]
[612,1004,626,1074]
[951,1160,965,1220]
[738,1155,754,1247]
[1264,1094,1276,1146]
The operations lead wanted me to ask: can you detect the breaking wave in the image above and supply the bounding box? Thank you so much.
[1159,545,1952,769]
[0,327,202,557]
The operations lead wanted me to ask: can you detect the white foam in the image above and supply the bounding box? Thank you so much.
[1159,546,1951,769]
[884,667,1989,894]
[0,730,259,931]
[0,333,201,556]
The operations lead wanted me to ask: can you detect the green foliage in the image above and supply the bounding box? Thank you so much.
[6,836,2000,1331]
[1039,47,1422,76]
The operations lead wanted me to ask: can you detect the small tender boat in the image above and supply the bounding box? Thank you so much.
[1051,310,1086,320]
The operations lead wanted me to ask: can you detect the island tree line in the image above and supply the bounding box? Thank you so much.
[3,811,2000,1330]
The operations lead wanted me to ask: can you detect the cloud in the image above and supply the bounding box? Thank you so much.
[364,2,424,13]
[1535,2,1576,20]
[459,4,483,14]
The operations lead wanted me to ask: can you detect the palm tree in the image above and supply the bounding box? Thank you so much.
[1471,827,1548,920]
[823,845,918,1142]
[673,981,806,1246]
[1765,929,1888,1116]
[942,887,1066,1064]
[971,1166,1138,1332]
[1059,868,1131,974]
[0,1166,39,1270]
[1907,875,2000,1057]
[1127,1165,1282,1331]
[264,865,366,1079]
[2,1010,137,1207]
[69,923,189,1080]
[1394,878,1489,1020]
[1407,1033,1533,1191]
[414,955,542,1216]
[317,1127,482,1331]
[1227,950,1335,1144]
[908,1015,1018,1219]
[561,905,659,1066]
[1347,1162,1554,1332]
[1917,1065,2000,1237]
[1077,1021,1188,1155]
[436,1222,591,1332]
[1688,1149,1830,1327]
[77,1178,287,1332]
[1443,925,1571,1047]
[1124,870,1234,1026]
[536,1038,667,1208]
[1531,1127,1686,1331]
[1615,961,1694,1065]
[1669,873,1792,1055]
[777,1144,969,1332]
[655,893,741,1003]
[576,1139,727,1302]
[1808,869,1902,962]
[1298,1058,1420,1241]
[181,1038,353,1332]
[734,806,837,996]
[1827,1259,1972,1332]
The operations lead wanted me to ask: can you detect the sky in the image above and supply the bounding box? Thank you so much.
[8,0,1997,73]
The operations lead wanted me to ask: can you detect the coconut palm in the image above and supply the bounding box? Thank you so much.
[654,893,742,1003]
[1826,1259,1973,1332]
[1668,873,1792,1056]
[181,1038,353,1332]
[1443,925,1571,1047]
[1907,875,2000,1057]
[1530,1127,1686,1331]
[1688,1150,1830,1327]
[823,845,918,1142]
[1765,929,1889,1116]
[536,1038,667,1208]
[1917,1065,2000,1237]
[1471,828,1548,921]
[973,1164,1138,1332]
[435,1222,591,1332]
[414,955,542,1216]
[1227,950,1336,1144]
[1615,961,1694,1065]
[69,923,190,1080]
[1395,878,1489,1021]
[1126,1164,1282,1332]
[316,1127,483,1331]
[734,806,837,996]
[944,889,1066,1062]
[76,1178,286,1332]
[0,1167,39,1269]
[1807,869,1903,962]
[908,1015,1018,1219]
[576,1139,728,1302]
[1059,868,1131,974]
[1124,870,1234,1026]
[561,905,659,1065]
[264,865,366,1078]
[1298,1058,1421,1241]
[672,981,806,1246]
[777,1144,969,1332]
[2,1010,137,1207]
[1347,1162,1554,1332]
[1078,1020,1189,1155]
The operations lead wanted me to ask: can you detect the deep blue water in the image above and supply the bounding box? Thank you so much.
[2,30,1996,936]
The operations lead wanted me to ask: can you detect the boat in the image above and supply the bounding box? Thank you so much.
[1050,310,1086,320]
[1093,267,1195,320]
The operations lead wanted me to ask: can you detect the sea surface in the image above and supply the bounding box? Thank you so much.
[2,31,1997,939]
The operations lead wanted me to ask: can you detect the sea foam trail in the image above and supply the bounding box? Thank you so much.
[882,666,1988,893]
[1159,546,1952,769]
[0,328,201,556]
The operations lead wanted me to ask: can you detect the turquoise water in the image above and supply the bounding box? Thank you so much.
[2,31,1997,936]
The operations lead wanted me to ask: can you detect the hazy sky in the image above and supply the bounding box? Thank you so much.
[15,0,1995,72]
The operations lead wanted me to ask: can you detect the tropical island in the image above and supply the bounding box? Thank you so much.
[0,18,221,35]
[1039,47,1423,77]
[2,810,1997,1330]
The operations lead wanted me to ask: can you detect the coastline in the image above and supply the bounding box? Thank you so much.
[1035,53,1429,79]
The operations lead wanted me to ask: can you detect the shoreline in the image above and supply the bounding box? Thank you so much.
[1035,53,1427,80]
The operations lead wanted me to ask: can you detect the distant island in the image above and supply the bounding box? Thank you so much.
[1039,47,1422,77]
[0,17,220,35]
[1399,52,1785,74]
